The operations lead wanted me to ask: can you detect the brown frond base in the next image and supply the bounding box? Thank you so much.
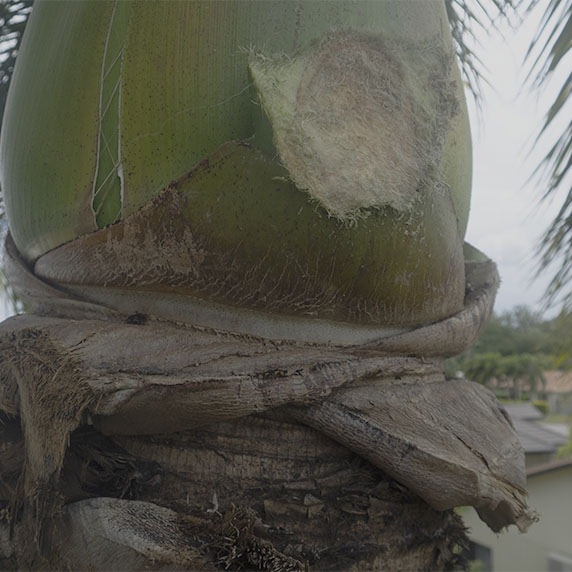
[2,415,468,571]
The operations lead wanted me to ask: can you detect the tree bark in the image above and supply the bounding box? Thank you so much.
[0,234,534,571]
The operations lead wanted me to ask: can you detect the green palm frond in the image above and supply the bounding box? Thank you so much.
[0,1,32,310]
[445,0,516,103]
[0,0,33,126]
[0,0,33,218]
[526,0,572,307]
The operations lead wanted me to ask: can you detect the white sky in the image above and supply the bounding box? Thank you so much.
[0,4,569,323]
[464,4,570,319]
[0,287,8,322]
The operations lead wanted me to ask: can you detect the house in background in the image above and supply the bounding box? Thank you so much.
[463,458,572,572]
[502,403,568,468]
[544,370,572,417]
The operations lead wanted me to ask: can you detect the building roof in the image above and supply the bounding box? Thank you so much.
[502,403,544,421]
[511,418,568,453]
[527,457,572,478]
[502,403,568,454]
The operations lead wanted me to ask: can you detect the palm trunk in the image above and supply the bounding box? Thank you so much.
[0,236,534,570]
[1,407,470,571]
[0,1,535,569]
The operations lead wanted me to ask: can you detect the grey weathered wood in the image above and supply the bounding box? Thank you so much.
[0,233,535,569]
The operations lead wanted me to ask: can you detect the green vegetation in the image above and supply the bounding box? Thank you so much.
[545,413,572,423]
[446,305,572,399]
[0,0,33,125]
[557,426,572,459]
[532,400,549,415]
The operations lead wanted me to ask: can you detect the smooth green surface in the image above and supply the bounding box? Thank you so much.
[119,0,461,217]
[92,0,132,227]
[175,143,464,323]
[464,242,490,262]
[441,61,473,238]
[0,0,115,260]
[1,0,472,266]
[34,141,465,325]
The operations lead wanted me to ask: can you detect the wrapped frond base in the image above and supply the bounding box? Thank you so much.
[0,235,536,570]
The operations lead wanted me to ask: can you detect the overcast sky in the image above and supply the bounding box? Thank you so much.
[465,4,569,319]
[0,4,569,323]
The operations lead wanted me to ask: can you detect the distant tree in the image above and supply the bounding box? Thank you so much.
[463,352,504,387]
[500,354,548,400]
[470,306,555,357]
[458,345,550,400]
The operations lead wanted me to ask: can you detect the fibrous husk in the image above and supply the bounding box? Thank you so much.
[0,325,94,543]
[0,232,536,547]
[6,497,304,571]
[42,499,303,572]
[249,30,459,219]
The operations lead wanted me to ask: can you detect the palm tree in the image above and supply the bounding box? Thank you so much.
[501,353,549,400]
[463,352,504,387]
[0,2,534,570]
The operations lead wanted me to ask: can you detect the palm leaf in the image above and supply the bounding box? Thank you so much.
[0,0,33,125]
[445,0,516,103]
[0,1,33,311]
[526,0,572,308]
[0,0,33,220]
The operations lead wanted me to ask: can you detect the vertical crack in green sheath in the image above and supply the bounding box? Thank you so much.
[92,0,132,228]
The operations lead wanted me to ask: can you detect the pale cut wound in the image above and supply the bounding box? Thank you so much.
[249,30,459,219]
